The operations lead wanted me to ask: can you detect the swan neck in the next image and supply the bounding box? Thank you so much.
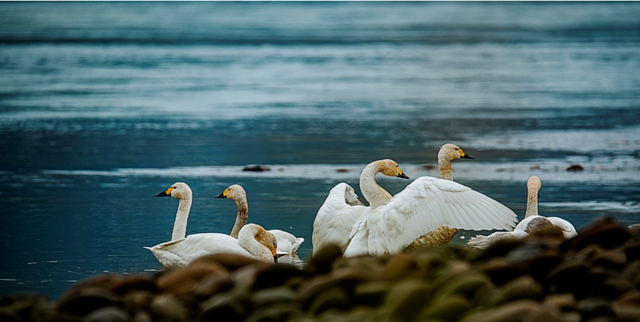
[525,194,538,218]
[171,197,192,241]
[360,162,392,208]
[439,161,453,181]
[230,198,248,238]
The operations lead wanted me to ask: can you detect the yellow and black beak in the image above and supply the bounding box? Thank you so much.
[397,172,410,179]
[215,189,229,199]
[461,152,475,159]
[154,187,173,197]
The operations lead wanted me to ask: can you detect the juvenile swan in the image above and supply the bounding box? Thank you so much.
[145,182,277,268]
[467,176,577,249]
[312,159,410,254]
[215,184,304,255]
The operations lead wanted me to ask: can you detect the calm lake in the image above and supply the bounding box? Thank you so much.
[1,1,639,300]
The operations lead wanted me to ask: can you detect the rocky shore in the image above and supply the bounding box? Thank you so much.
[2,216,639,322]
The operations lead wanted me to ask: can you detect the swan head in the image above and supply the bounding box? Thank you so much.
[527,176,542,200]
[241,224,278,261]
[154,182,192,200]
[215,184,246,202]
[375,159,410,179]
[438,143,475,163]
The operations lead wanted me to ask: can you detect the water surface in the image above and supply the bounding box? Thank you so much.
[1,2,639,299]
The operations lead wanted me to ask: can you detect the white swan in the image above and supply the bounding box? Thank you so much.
[145,182,277,268]
[467,176,577,249]
[215,184,304,255]
[312,159,410,254]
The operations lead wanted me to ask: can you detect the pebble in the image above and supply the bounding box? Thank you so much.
[2,216,639,322]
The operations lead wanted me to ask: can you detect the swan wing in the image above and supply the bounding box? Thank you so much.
[467,231,529,249]
[312,182,369,253]
[345,176,518,256]
[269,229,305,255]
[546,216,578,238]
[147,233,251,268]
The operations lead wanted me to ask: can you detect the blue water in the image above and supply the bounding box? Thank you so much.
[1,2,640,300]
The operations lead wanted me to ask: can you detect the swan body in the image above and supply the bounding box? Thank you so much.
[146,182,277,268]
[216,184,304,255]
[344,176,518,257]
[313,183,369,253]
[146,224,277,268]
[312,160,410,254]
[467,176,577,249]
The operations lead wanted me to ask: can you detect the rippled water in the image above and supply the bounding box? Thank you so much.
[1,2,639,300]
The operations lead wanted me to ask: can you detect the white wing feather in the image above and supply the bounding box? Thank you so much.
[345,176,518,256]
[312,182,368,254]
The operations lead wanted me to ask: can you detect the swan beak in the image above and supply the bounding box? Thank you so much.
[273,253,288,263]
[461,153,475,159]
[154,187,173,197]
[397,173,410,179]
[215,188,230,199]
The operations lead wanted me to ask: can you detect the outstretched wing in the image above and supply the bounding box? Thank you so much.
[345,176,518,256]
[312,182,368,254]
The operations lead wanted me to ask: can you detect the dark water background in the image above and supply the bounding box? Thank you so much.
[1,2,639,300]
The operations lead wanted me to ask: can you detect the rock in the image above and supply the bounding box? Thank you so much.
[200,292,248,322]
[304,244,343,276]
[578,298,615,321]
[156,261,228,296]
[242,165,271,172]
[84,306,130,322]
[251,263,304,291]
[545,261,591,297]
[460,299,559,322]
[56,286,120,316]
[308,287,350,316]
[419,294,471,321]
[566,164,584,172]
[562,217,630,252]
[150,294,188,321]
[382,280,430,321]
[488,275,543,306]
